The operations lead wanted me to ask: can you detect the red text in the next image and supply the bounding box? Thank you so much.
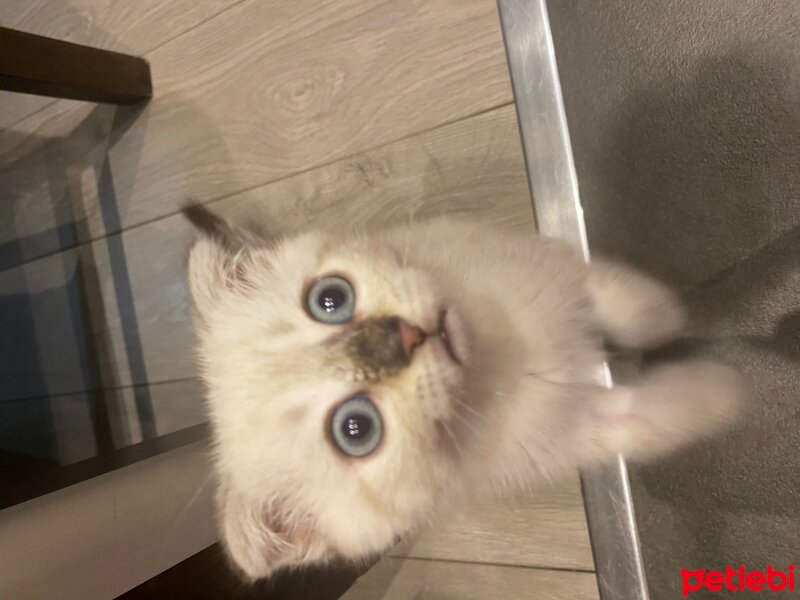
[682,565,795,596]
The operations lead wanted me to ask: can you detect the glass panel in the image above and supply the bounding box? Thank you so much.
[0,116,206,508]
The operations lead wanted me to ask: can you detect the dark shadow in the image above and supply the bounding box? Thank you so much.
[585,50,800,289]
[117,542,369,600]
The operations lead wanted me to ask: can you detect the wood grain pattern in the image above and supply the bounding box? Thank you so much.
[1,0,514,267]
[0,0,242,126]
[391,475,595,571]
[1,104,530,398]
[342,557,600,600]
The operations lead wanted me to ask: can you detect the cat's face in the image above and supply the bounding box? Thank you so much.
[187,227,474,579]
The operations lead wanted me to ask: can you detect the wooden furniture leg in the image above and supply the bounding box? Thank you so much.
[0,26,151,105]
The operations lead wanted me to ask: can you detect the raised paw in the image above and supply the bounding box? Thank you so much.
[587,258,688,349]
[595,360,747,461]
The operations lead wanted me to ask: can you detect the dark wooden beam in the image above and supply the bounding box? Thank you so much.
[0,26,152,104]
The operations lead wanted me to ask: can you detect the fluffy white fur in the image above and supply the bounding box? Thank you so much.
[184,209,745,581]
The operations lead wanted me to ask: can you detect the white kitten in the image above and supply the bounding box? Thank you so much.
[183,204,745,581]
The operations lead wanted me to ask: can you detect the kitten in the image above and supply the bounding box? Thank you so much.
[183,204,745,581]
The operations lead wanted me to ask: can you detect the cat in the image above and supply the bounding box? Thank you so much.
[182,203,745,581]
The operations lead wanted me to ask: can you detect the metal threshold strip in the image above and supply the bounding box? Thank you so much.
[495,1,650,599]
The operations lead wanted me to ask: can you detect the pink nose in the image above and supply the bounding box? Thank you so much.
[398,319,426,358]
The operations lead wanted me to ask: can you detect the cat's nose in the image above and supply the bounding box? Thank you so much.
[344,316,426,376]
[398,318,426,358]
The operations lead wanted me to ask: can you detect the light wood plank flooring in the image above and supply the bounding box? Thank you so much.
[343,557,599,600]
[390,476,594,572]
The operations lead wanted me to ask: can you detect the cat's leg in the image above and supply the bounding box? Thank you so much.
[585,258,687,348]
[580,360,745,464]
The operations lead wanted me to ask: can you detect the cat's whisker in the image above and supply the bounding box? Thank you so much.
[449,410,483,440]
[401,204,419,269]
[518,442,555,486]
[450,399,487,433]
[525,370,593,390]
[439,418,465,461]
[451,397,483,420]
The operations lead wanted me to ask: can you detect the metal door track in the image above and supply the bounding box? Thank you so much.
[495,1,650,598]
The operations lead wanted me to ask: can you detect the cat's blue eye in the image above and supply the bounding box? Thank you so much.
[307,276,355,324]
[330,395,383,458]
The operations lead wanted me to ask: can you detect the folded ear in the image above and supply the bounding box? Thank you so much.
[183,203,263,322]
[185,234,252,322]
[219,487,328,581]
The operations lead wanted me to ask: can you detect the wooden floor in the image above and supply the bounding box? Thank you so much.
[1,1,597,597]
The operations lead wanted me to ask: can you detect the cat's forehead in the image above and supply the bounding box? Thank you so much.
[281,229,391,262]
[271,232,398,292]
[321,238,396,268]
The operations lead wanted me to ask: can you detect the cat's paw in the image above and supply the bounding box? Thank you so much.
[645,360,746,425]
[588,259,688,349]
[618,281,687,348]
[597,360,747,461]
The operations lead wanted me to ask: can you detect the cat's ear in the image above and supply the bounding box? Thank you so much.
[219,487,328,581]
[185,234,251,321]
[183,202,263,321]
